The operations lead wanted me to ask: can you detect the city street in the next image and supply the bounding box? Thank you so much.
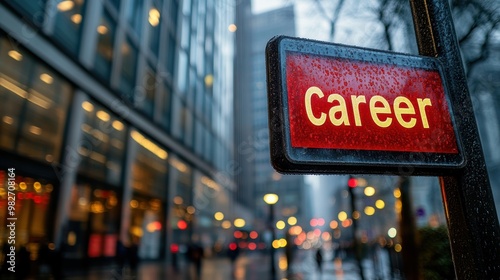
[57,248,398,280]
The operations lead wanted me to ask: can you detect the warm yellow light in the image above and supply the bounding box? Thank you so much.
[376,199,385,209]
[394,244,402,252]
[57,0,74,12]
[234,218,246,228]
[112,120,124,131]
[201,176,220,191]
[173,196,183,204]
[8,50,23,61]
[364,206,375,216]
[395,200,402,213]
[272,240,280,249]
[330,220,338,229]
[170,158,188,173]
[352,211,361,219]
[388,227,397,238]
[394,188,401,198]
[221,220,231,229]
[287,216,297,226]
[39,73,53,84]
[67,231,77,246]
[97,25,108,35]
[276,220,285,230]
[82,101,94,112]
[204,74,213,87]
[130,200,139,208]
[71,14,82,24]
[131,130,168,160]
[186,206,196,214]
[364,186,375,196]
[29,125,42,135]
[3,116,14,125]
[357,178,368,187]
[214,212,224,221]
[34,182,42,192]
[279,238,287,247]
[279,255,288,270]
[263,193,279,205]
[228,24,237,32]
[148,8,160,26]
[338,211,347,221]
[96,110,110,122]
[19,182,27,190]
[0,77,27,99]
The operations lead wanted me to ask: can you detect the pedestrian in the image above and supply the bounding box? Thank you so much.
[227,243,240,278]
[187,242,204,280]
[116,239,128,275]
[128,238,140,272]
[315,247,323,273]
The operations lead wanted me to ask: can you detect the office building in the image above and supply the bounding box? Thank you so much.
[0,0,237,272]
[234,4,309,228]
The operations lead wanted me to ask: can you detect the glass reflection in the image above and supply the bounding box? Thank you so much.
[0,36,71,163]
[78,102,126,186]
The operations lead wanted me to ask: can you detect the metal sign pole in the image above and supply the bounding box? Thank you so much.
[409,0,500,278]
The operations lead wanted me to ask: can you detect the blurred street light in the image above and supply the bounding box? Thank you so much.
[263,193,279,280]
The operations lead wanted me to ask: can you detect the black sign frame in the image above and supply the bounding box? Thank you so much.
[266,36,465,175]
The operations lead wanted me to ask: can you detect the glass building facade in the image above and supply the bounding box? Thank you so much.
[0,0,236,273]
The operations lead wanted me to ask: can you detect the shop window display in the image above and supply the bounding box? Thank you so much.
[0,171,54,262]
[66,183,121,259]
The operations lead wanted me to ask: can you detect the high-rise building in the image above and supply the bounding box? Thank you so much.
[234,4,309,227]
[0,0,237,273]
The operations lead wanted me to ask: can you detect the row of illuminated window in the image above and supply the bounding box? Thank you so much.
[1,0,234,160]
[2,0,179,123]
[0,34,230,189]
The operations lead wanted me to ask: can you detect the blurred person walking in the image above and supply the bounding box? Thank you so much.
[315,247,323,274]
[187,242,204,280]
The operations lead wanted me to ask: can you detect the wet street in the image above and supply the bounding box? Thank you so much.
[58,247,399,280]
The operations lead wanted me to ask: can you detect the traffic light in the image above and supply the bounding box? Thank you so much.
[348,177,357,188]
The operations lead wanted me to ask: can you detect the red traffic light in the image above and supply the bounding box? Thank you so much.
[348,178,358,188]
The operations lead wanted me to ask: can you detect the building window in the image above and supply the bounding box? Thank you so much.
[126,0,143,36]
[136,66,156,118]
[120,38,137,103]
[0,173,55,265]
[107,0,121,10]
[52,0,86,56]
[166,33,176,77]
[169,157,193,244]
[148,3,161,56]
[129,195,164,259]
[176,51,188,94]
[66,182,121,259]
[94,10,116,82]
[158,82,172,130]
[0,36,71,163]
[129,130,168,260]
[78,101,126,186]
[130,130,168,198]
[4,0,47,27]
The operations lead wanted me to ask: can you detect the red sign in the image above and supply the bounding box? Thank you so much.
[266,36,464,173]
[286,52,458,154]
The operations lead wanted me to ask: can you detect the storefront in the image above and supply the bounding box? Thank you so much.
[128,130,169,260]
[0,34,72,267]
